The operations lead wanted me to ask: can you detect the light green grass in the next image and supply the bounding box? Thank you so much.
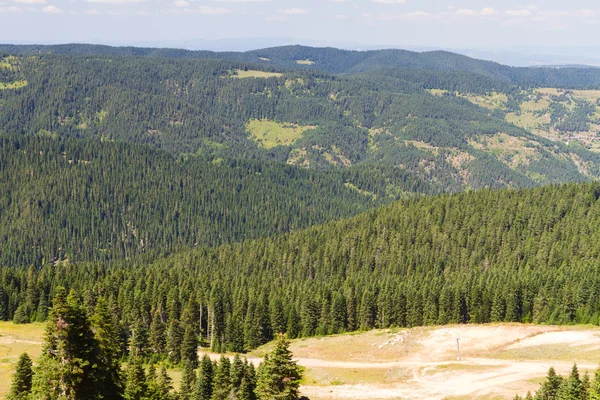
[233,69,283,79]
[303,366,411,386]
[247,119,315,149]
[296,59,315,65]
[491,344,600,363]
[0,80,27,90]
[0,62,15,71]
[0,322,45,398]
[344,182,377,199]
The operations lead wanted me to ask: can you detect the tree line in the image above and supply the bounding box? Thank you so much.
[0,134,434,266]
[2,183,600,352]
[515,365,600,400]
[7,288,303,400]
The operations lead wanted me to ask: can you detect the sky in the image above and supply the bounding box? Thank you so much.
[1,0,600,58]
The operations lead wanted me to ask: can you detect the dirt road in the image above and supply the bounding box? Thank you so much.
[201,324,600,399]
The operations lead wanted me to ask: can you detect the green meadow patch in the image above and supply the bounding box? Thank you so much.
[0,80,27,90]
[233,69,283,79]
[247,119,315,149]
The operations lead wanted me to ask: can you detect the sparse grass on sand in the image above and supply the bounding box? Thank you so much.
[0,322,45,397]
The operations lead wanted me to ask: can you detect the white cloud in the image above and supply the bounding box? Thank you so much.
[173,0,188,7]
[42,4,61,12]
[10,0,45,4]
[87,0,145,4]
[480,7,496,16]
[265,13,284,21]
[371,0,405,3]
[332,13,347,19]
[198,5,229,14]
[0,5,23,11]
[457,7,497,17]
[456,8,477,16]
[505,9,532,17]
[213,0,272,2]
[365,11,432,21]
[84,7,97,13]
[279,7,307,15]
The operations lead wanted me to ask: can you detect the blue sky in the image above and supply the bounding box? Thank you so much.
[1,0,599,50]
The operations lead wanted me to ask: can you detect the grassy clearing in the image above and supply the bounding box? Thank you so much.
[0,322,45,398]
[296,59,315,65]
[303,366,411,386]
[460,92,508,110]
[344,182,377,199]
[469,133,540,170]
[423,363,504,375]
[427,89,449,97]
[233,69,283,79]
[0,80,28,90]
[247,119,315,149]
[491,344,600,363]
[250,327,427,363]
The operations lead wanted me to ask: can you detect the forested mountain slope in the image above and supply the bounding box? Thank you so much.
[3,183,600,352]
[3,43,600,88]
[2,52,600,192]
[0,135,431,266]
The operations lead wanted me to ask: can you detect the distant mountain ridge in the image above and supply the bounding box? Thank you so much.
[2,43,600,89]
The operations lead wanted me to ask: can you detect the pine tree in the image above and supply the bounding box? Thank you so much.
[167,319,183,365]
[130,319,150,359]
[7,353,33,400]
[181,326,199,368]
[124,357,148,400]
[31,288,104,400]
[238,361,256,400]
[589,367,600,400]
[210,355,231,400]
[157,366,173,400]
[559,364,584,400]
[91,297,124,398]
[255,334,301,400]
[193,354,213,400]
[149,310,167,357]
[230,354,245,395]
[537,367,564,400]
[146,364,160,400]
[179,360,197,400]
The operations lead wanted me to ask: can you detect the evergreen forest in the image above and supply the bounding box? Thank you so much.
[3,43,600,398]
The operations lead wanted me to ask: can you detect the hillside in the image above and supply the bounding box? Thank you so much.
[0,134,432,266]
[3,43,600,88]
[3,182,600,353]
[2,52,600,192]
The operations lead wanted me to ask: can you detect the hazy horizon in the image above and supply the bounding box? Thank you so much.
[1,0,600,63]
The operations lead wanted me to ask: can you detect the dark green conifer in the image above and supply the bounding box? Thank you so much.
[167,319,183,365]
[31,288,104,400]
[193,354,214,400]
[181,326,199,368]
[179,360,197,400]
[7,353,33,400]
[210,355,231,400]
[124,357,147,400]
[149,310,167,357]
[255,334,301,400]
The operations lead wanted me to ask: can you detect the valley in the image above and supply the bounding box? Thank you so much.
[2,42,600,399]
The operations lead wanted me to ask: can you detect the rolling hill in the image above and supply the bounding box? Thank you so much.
[2,49,600,194]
